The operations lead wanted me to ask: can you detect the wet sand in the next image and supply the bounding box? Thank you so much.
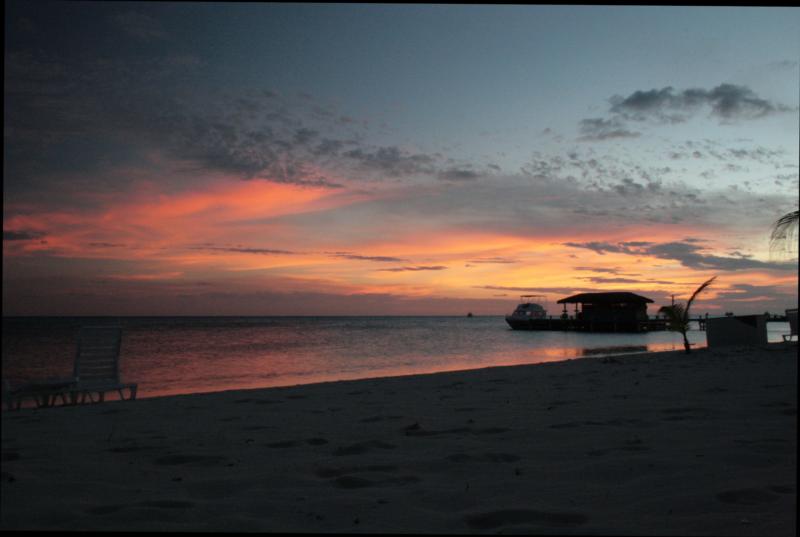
[1,342,796,534]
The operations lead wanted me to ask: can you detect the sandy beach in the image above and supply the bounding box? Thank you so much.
[1,342,796,534]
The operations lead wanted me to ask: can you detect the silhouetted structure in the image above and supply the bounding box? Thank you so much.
[558,292,652,332]
[506,291,667,332]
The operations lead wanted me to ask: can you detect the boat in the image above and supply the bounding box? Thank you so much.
[505,295,547,330]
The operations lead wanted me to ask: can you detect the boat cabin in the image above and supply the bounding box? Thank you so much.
[509,295,547,319]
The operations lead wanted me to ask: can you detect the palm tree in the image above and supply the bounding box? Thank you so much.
[769,210,799,259]
[659,276,716,354]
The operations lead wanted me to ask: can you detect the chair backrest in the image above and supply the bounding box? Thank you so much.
[73,326,122,384]
[787,308,798,335]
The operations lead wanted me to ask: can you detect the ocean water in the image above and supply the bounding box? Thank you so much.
[2,316,791,399]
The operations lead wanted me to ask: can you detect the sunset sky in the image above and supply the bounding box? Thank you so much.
[4,2,799,316]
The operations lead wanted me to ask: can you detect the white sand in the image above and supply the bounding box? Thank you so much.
[1,343,796,534]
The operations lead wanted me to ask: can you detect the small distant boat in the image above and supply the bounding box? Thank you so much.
[467,312,474,318]
[505,295,547,330]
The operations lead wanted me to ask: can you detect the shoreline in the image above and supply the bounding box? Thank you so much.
[122,343,715,402]
[2,342,796,533]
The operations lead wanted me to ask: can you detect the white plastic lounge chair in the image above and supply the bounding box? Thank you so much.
[2,378,76,410]
[2,326,137,411]
[784,308,798,342]
[72,326,138,404]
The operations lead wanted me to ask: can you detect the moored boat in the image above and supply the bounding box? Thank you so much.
[505,295,547,330]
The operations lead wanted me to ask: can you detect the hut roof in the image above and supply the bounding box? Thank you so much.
[557,292,653,304]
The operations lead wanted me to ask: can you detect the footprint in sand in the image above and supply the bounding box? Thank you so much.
[473,427,510,435]
[85,504,127,515]
[315,464,398,478]
[716,488,780,505]
[465,508,588,529]
[253,399,283,405]
[107,445,155,453]
[405,426,470,437]
[267,440,300,448]
[332,440,397,456]
[332,475,376,489]
[446,453,520,463]
[436,381,464,389]
[241,425,273,431]
[549,421,582,429]
[315,464,417,489]
[332,475,420,489]
[153,454,227,466]
[139,500,195,509]
[360,415,403,423]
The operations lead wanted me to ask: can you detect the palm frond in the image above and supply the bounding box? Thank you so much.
[686,276,716,313]
[769,210,799,257]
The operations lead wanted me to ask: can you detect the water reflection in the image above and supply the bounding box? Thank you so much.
[3,316,789,401]
[580,345,649,356]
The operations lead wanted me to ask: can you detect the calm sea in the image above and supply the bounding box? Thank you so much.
[2,316,791,399]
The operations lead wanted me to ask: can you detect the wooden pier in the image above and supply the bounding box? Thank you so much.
[506,292,709,333]
[507,316,707,332]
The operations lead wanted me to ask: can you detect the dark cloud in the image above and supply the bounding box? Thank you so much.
[609,84,794,123]
[190,246,298,255]
[344,146,438,177]
[328,253,406,263]
[713,283,799,309]
[4,44,359,190]
[473,285,583,294]
[573,266,631,274]
[3,230,46,241]
[579,276,674,285]
[377,265,448,272]
[437,168,481,181]
[577,118,641,141]
[88,242,126,248]
[564,240,796,272]
[562,241,650,255]
[468,257,518,264]
[764,59,799,72]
